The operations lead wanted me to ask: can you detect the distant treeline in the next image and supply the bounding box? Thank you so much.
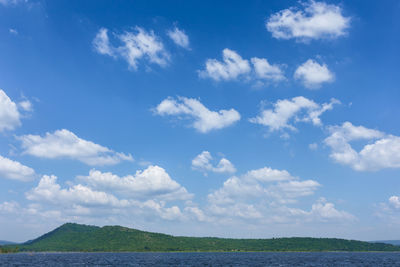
[0,246,19,253]
[12,223,400,252]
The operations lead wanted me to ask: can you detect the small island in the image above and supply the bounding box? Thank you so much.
[3,223,400,253]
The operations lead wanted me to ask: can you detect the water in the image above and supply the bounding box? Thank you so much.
[1,252,400,266]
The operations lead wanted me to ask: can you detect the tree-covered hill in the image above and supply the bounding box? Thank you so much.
[13,223,400,252]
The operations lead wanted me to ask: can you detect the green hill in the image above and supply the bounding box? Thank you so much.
[12,223,400,252]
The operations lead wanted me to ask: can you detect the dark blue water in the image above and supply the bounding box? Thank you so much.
[1,252,400,266]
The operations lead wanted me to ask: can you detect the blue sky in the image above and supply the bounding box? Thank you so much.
[0,0,399,242]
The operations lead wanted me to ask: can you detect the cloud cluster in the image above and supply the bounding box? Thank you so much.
[206,166,353,222]
[199,50,335,89]
[266,1,350,41]
[26,175,126,207]
[199,49,285,84]
[192,151,236,174]
[155,96,240,133]
[294,59,334,89]
[250,96,339,133]
[93,27,170,70]
[79,166,192,201]
[0,155,35,182]
[18,129,133,166]
[25,165,192,222]
[325,122,400,171]
[167,27,190,49]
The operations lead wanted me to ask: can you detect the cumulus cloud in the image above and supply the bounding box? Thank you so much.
[93,27,170,70]
[26,175,127,207]
[184,206,209,222]
[199,49,251,81]
[244,167,294,182]
[0,90,33,132]
[155,96,240,133]
[294,59,334,89]
[199,49,285,85]
[0,89,21,132]
[250,96,339,133]
[251,57,285,82]
[79,166,192,201]
[17,129,133,166]
[192,151,236,174]
[373,196,400,225]
[167,27,190,49]
[266,1,350,41]
[208,167,319,206]
[307,198,355,221]
[24,166,194,222]
[205,166,352,223]
[0,155,35,182]
[324,122,400,171]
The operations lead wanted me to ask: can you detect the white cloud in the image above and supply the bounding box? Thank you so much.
[0,89,21,132]
[23,168,193,223]
[308,198,355,221]
[118,27,169,69]
[199,49,285,85]
[204,166,355,224]
[0,155,35,182]
[309,143,318,150]
[204,166,354,223]
[18,100,33,112]
[325,122,400,171]
[192,151,236,174]
[271,180,321,200]
[155,96,240,133]
[208,166,320,208]
[266,1,350,41]
[26,175,129,207]
[209,202,263,219]
[93,27,170,70]
[18,129,133,166]
[250,96,339,133]
[389,196,400,209]
[93,28,114,57]
[79,166,192,201]
[167,27,190,49]
[294,59,334,89]
[9,28,18,35]
[244,167,293,182]
[199,49,251,81]
[251,57,285,82]
[0,201,20,213]
[184,206,209,222]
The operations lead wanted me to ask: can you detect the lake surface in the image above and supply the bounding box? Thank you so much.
[1,252,400,266]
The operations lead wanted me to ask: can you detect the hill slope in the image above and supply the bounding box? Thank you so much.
[17,223,400,252]
[372,240,400,246]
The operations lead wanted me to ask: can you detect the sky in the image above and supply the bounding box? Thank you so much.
[0,0,399,242]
